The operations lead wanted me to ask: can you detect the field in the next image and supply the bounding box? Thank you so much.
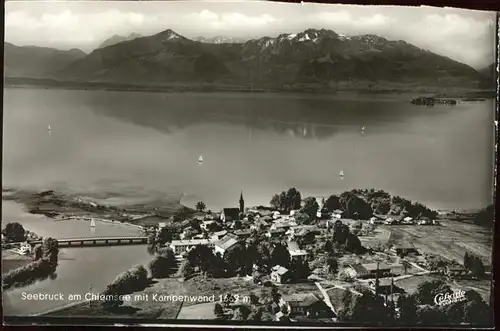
[383,220,492,265]
[394,274,443,294]
[46,278,185,319]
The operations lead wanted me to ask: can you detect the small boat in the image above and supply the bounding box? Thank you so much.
[339,170,344,180]
[90,219,96,227]
[361,126,365,131]
[198,155,203,164]
[48,125,52,132]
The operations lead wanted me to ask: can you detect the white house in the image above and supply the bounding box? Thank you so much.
[332,209,344,219]
[169,239,214,255]
[287,241,308,261]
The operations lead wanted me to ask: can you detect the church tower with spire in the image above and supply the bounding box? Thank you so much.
[239,191,245,213]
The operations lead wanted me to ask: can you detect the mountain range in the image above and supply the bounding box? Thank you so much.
[97,33,143,49]
[4,42,86,78]
[4,28,495,91]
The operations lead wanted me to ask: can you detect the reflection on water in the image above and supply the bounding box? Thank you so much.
[2,88,495,212]
[1,201,151,316]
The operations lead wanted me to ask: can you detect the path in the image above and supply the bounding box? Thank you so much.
[315,282,338,316]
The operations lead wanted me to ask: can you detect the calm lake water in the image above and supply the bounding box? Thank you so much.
[1,88,495,316]
[2,201,150,316]
[3,88,495,211]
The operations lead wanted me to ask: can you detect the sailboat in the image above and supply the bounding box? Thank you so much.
[90,218,96,228]
[361,126,365,131]
[198,155,204,164]
[339,170,344,180]
[48,125,52,132]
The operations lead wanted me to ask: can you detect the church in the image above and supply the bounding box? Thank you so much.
[220,191,245,223]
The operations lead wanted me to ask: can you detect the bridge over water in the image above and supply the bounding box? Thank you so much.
[28,236,148,248]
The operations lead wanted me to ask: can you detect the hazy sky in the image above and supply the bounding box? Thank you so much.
[5,1,497,69]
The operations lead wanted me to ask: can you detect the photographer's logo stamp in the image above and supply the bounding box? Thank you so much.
[434,290,466,306]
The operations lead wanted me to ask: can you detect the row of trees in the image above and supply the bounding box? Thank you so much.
[270,188,438,221]
[338,279,492,326]
[101,265,149,308]
[2,237,59,290]
[148,248,178,279]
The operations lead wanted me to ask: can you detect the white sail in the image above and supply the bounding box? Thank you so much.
[198,155,203,163]
[48,125,52,131]
[90,219,96,227]
[361,126,365,131]
[339,170,344,178]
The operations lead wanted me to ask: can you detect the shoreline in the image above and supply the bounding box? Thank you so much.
[4,79,496,99]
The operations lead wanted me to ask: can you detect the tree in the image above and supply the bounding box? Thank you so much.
[179,260,194,279]
[324,240,334,254]
[463,289,492,325]
[350,289,390,324]
[345,233,363,253]
[285,188,302,212]
[397,294,418,325]
[469,255,485,278]
[270,194,281,210]
[415,280,452,305]
[271,286,281,304]
[238,304,252,320]
[248,306,264,321]
[324,195,341,212]
[214,303,224,319]
[271,188,302,213]
[474,204,494,227]
[270,243,291,268]
[156,225,178,246]
[256,242,272,271]
[41,237,59,268]
[338,289,354,321]
[401,260,411,275]
[195,201,206,212]
[332,221,350,246]
[233,219,242,230]
[249,293,259,305]
[4,222,25,242]
[301,197,319,220]
[33,244,43,260]
[148,249,177,278]
[326,255,338,274]
[289,259,310,281]
[224,243,247,276]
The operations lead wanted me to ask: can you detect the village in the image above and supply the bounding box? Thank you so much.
[134,188,492,324]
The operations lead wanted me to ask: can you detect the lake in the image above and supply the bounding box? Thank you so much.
[3,88,495,211]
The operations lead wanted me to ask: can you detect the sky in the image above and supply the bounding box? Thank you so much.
[5,1,497,69]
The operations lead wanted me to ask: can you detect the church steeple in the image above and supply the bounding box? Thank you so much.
[239,191,245,213]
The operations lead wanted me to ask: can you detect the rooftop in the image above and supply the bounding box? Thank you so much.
[362,262,391,271]
[272,265,290,275]
[215,236,239,250]
[282,293,321,307]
